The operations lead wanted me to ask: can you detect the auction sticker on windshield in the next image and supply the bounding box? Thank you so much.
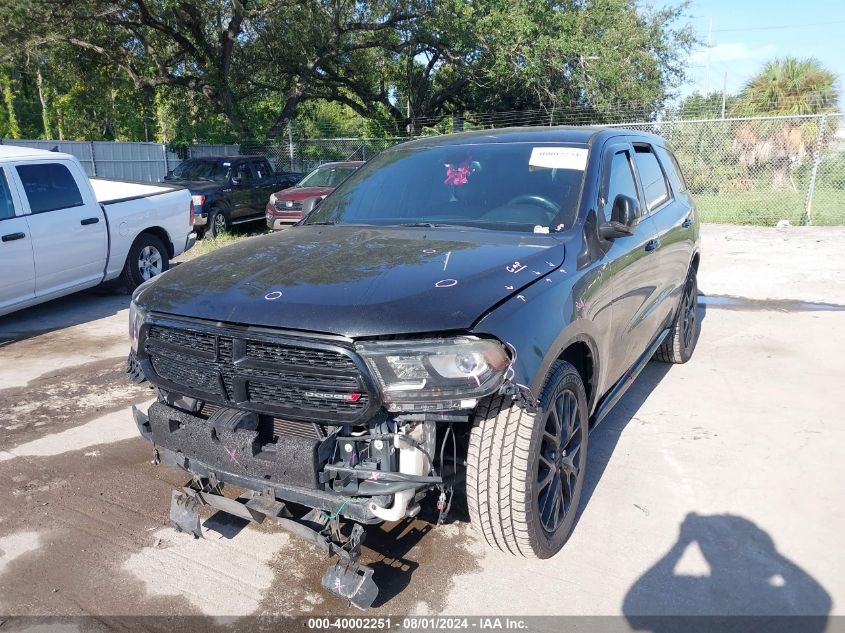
[529,146,588,171]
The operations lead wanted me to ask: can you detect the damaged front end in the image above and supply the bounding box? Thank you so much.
[128,311,512,608]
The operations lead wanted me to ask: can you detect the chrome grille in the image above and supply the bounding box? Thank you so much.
[274,200,302,212]
[143,322,371,423]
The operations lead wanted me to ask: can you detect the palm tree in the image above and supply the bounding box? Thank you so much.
[730,58,839,192]
[734,57,839,116]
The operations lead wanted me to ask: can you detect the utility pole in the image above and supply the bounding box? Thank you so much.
[704,19,712,95]
[721,72,727,119]
[802,113,827,226]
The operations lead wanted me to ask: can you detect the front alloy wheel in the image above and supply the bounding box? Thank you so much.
[537,389,584,534]
[210,209,228,238]
[467,360,589,558]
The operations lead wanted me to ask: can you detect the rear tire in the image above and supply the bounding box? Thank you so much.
[466,361,589,558]
[654,267,699,364]
[120,233,170,292]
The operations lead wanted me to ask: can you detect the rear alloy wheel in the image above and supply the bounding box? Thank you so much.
[467,361,589,558]
[120,233,170,291]
[654,267,699,364]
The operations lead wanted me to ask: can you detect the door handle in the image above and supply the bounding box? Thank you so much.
[81,217,100,225]
[644,239,661,252]
[1,232,25,242]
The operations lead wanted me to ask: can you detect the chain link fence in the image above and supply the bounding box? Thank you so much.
[5,111,843,226]
[241,137,405,174]
[605,113,844,226]
[237,112,845,226]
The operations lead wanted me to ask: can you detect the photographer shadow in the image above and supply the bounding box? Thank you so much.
[623,512,831,633]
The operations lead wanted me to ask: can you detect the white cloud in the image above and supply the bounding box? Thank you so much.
[691,42,776,64]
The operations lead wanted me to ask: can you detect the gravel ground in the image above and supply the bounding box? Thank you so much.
[0,224,842,623]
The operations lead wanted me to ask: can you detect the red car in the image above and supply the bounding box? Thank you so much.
[266,161,364,230]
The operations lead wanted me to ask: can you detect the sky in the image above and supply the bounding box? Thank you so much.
[665,0,845,102]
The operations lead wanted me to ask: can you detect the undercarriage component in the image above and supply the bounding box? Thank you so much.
[167,478,379,609]
[169,489,202,537]
[367,422,435,521]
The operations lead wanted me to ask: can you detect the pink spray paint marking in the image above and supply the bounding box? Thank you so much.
[224,447,241,467]
[444,162,472,186]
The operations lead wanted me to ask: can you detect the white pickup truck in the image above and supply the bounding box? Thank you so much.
[0,144,195,317]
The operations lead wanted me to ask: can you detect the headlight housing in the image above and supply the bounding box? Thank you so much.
[356,337,510,412]
[269,193,277,206]
[128,301,147,353]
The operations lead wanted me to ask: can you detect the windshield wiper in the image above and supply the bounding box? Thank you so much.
[306,221,337,226]
[399,222,453,228]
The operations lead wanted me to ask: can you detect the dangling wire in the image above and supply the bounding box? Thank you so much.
[436,423,456,525]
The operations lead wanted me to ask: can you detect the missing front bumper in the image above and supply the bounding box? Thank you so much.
[168,479,379,609]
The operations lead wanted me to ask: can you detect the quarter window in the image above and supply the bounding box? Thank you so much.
[633,145,670,211]
[656,146,688,193]
[16,162,84,214]
[0,169,15,220]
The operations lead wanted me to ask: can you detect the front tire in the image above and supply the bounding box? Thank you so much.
[466,361,589,558]
[120,233,170,291]
[208,207,230,238]
[654,267,699,364]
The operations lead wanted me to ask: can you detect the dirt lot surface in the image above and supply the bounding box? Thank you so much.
[0,224,843,623]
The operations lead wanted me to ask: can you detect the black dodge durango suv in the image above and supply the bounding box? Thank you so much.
[127,126,700,607]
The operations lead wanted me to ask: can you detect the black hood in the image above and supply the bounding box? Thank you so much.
[136,225,565,338]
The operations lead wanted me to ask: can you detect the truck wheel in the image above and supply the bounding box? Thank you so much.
[120,233,170,291]
[467,361,589,558]
[654,267,698,364]
[208,208,229,238]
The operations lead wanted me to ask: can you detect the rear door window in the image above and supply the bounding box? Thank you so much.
[255,160,273,179]
[0,169,16,220]
[236,162,254,184]
[15,162,84,214]
[632,145,670,211]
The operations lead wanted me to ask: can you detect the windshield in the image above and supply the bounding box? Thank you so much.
[305,143,587,232]
[171,159,230,182]
[297,165,359,188]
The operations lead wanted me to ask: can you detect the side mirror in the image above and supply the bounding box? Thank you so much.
[599,194,639,239]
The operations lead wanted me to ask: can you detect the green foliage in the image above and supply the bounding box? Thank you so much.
[734,57,839,116]
[0,0,696,142]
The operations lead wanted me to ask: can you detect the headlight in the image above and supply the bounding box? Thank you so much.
[269,193,277,205]
[191,194,205,207]
[128,301,147,353]
[356,337,510,412]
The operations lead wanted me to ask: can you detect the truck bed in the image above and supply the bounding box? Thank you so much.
[89,178,184,205]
